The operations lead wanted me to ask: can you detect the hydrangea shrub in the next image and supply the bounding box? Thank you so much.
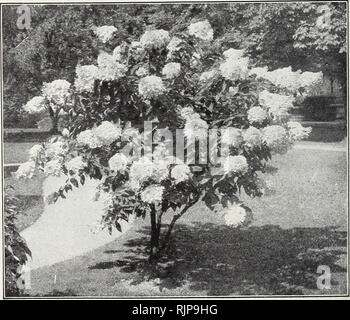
[17,20,317,261]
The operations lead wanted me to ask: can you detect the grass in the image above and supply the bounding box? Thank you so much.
[13,147,346,297]
[4,142,42,164]
[4,176,45,232]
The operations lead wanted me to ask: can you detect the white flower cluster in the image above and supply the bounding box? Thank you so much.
[162,62,181,79]
[184,113,208,140]
[94,25,117,43]
[199,69,217,83]
[23,96,46,114]
[243,127,263,148]
[76,121,122,148]
[140,185,165,203]
[287,121,312,141]
[129,41,144,58]
[223,48,245,61]
[42,79,71,106]
[108,153,129,173]
[44,159,62,176]
[129,157,168,190]
[250,66,323,94]
[66,156,86,173]
[76,129,101,149]
[190,52,201,67]
[122,126,141,141]
[94,121,122,145]
[219,48,249,81]
[97,52,127,81]
[14,161,36,179]
[166,37,182,58]
[249,66,269,79]
[247,106,268,124]
[112,45,123,62]
[74,65,98,93]
[140,29,170,50]
[135,66,148,77]
[188,20,214,41]
[262,125,289,153]
[221,127,242,148]
[62,128,70,137]
[223,155,248,175]
[179,106,195,120]
[259,90,294,122]
[171,164,191,184]
[224,203,247,228]
[45,139,67,158]
[138,76,166,99]
[255,66,301,92]
[28,144,44,161]
[298,71,323,94]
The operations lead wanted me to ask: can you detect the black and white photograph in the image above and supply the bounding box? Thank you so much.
[1,0,348,299]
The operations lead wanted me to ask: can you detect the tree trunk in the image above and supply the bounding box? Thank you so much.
[149,205,160,262]
[50,116,59,135]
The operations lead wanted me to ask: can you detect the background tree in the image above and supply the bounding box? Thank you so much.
[2,2,346,128]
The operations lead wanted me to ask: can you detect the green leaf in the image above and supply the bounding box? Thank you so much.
[70,178,79,188]
[115,221,122,232]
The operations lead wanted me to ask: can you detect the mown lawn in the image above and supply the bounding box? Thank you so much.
[15,146,346,297]
[4,176,45,232]
[4,142,42,164]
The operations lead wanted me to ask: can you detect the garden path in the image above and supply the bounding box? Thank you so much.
[21,176,132,270]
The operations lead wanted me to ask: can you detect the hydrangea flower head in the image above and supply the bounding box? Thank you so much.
[188,20,214,41]
[171,164,191,184]
[45,140,66,158]
[138,76,166,99]
[243,127,263,148]
[259,90,294,122]
[23,96,46,113]
[44,159,62,176]
[223,155,248,175]
[140,185,165,203]
[224,203,247,228]
[74,65,98,93]
[221,127,243,148]
[184,113,208,140]
[66,156,85,173]
[76,129,102,149]
[287,121,312,141]
[108,153,129,172]
[93,121,122,146]
[199,70,218,83]
[129,158,159,190]
[162,62,181,79]
[140,29,170,50]
[220,57,249,81]
[94,25,117,43]
[42,79,71,106]
[179,106,195,120]
[28,144,44,161]
[97,52,127,81]
[247,106,268,124]
[166,37,182,58]
[223,48,245,61]
[262,125,289,153]
[14,161,36,179]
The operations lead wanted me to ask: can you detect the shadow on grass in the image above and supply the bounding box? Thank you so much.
[90,223,347,295]
[15,195,44,232]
